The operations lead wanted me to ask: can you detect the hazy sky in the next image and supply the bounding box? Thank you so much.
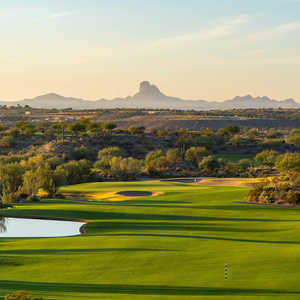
[1,0,300,101]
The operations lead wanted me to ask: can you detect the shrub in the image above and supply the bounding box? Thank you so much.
[276,153,300,174]
[185,147,209,166]
[0,136,15,148]
[97,147,124,160]
[255,150,279,167]
[128,126,145,135]
[145,150,168,175]
[5,290,43,300]
[71,146,90,160]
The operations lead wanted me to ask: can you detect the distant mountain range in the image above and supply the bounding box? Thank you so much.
[1,81,300,110]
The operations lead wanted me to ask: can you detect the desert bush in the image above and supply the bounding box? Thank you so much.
[5,290,43,300]
[0,136,15,148]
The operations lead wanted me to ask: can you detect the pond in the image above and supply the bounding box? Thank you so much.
[0,217,85,238]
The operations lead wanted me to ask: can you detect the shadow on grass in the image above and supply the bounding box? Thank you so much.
[0,248,174,255]
[0,281,299,296]
[86,221,284,234]
[97,233,300,245]
[6,209,296,223]
[96,202,293,212]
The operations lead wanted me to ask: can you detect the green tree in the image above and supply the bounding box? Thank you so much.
[87,122,103,136]
[15,121,35,135]
[145,150,168,174]
[238,158,252,170]
[128,126,145,135]
[0,163,25,203]
[199,156,220,173]
[71,146,90,160]
[101,123,117,135]
[0,136,15,148]
[275,153,300,174]
[185,147,209,166]
[166,149,181,165]
[255,150,279,167]
[22,169,42,197]
[97,147,124,160]
[110,157,143,179]
[55,160,91,185]
[0,122,6,132]
[40,164,62,197]
[225,125,240,135]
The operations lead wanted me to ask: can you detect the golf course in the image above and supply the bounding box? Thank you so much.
[1,180,300,299]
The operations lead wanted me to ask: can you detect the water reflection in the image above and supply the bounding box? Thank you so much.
[0,217,6,233]
[0,217,85,238]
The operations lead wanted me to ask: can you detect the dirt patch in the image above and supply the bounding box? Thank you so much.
[116,191,153,197]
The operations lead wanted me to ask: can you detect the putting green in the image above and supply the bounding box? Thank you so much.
[1,180,300,299]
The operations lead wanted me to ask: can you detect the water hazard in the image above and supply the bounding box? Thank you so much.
[0,217,85,238]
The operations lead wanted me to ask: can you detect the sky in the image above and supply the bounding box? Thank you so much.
[0,0,300,101]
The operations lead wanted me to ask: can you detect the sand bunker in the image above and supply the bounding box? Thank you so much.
[73,190,158,202]
[116,191,153,197]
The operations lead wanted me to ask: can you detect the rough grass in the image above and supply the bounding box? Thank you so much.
[1,181,300,299]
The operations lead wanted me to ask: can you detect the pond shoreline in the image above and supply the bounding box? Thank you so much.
[0,214,87,234]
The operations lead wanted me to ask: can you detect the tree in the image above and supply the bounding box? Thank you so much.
[0,163,25,203]
[0,122,6,132]
[246,128,258,139]
[275,153,300,174]
[145,150,168,174]
[51,122,67,141]
[0,136,15,148]
[22,169,42,197]
[286,130,300,148]
[55,160,91,185]
[199,156,220,173]
[229,135,243,147]
[15,121,35,135]
[97,147,124,160]
[20,155,45,169]
[166,149,181,165]
[255,150,279,167]
[101,123,117,135]
[93,157,112,177]
[68,122,86,136]
[40,164,62,197]
[128,126,145,135]
[238,158,252,170]
[87,122,103,136]
[185,147,209,166]
[71,146,90,160]
[110,157,143,179]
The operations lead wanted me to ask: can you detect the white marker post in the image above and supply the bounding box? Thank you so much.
[225,264,228,280]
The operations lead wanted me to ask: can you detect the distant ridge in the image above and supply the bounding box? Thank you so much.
[1,81,299,110]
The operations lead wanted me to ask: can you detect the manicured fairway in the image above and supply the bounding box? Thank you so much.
[1,181,300,299]
[214,154,255,164]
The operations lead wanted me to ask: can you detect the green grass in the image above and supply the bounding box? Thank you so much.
[1,180,300,299]
[214,154,255,164]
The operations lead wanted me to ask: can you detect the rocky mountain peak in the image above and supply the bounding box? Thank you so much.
[136,81,164,98]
